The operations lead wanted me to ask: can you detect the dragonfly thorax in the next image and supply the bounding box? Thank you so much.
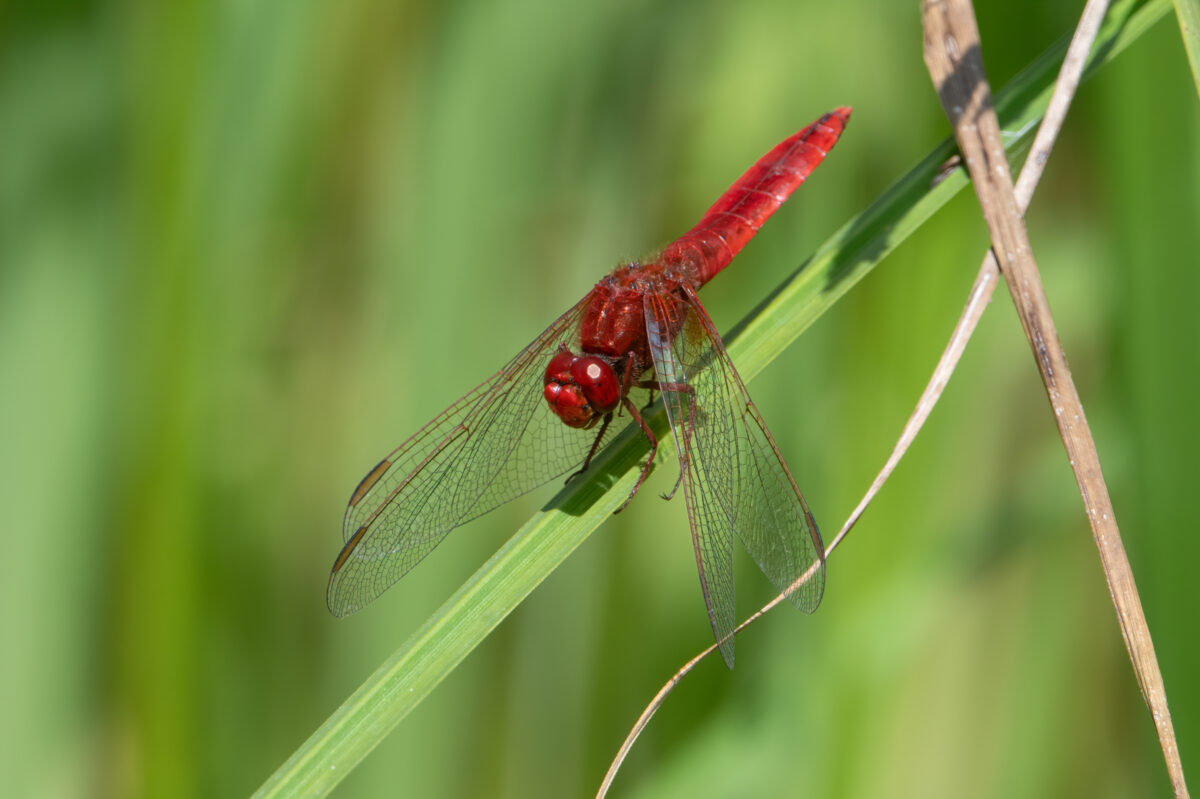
[543,347,622,429]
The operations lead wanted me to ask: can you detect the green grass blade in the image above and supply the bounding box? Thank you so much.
[253,1,1170,795]
[1174,0,1200,96]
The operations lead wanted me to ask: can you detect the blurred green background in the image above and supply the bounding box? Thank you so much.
[2,1,1197,797]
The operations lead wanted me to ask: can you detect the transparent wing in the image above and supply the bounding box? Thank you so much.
[328,293,638,616]
[645,285,825,667]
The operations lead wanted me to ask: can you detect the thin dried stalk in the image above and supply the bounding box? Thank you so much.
[922,0,1188,795]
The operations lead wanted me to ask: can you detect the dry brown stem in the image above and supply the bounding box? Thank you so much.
[922,0,1188,795]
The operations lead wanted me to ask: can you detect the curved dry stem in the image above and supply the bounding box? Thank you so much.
[595,558,823,799]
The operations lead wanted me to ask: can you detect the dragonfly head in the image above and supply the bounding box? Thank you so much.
[543,347,621,429]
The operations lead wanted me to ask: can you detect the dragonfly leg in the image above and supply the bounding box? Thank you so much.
[566,351,660,512]
[637,382,659,413]
[565,412,613,484]
[614,395,656,513]
[652,380,695,501]
[612,351,659,513]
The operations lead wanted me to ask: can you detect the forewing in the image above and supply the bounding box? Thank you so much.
[645,286,825,667]
[328,293,633,616]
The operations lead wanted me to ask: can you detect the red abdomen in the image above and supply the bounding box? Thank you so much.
[659,107,851,285]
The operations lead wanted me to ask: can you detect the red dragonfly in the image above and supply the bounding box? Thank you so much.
[329,107,851,666]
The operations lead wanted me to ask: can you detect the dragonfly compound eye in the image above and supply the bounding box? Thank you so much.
[544,349,578,386]
[542,350,620,429]
[544,349,598,429]
[570,356,620,413]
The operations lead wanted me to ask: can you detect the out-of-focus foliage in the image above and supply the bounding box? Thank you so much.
[1,1,1195,797]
